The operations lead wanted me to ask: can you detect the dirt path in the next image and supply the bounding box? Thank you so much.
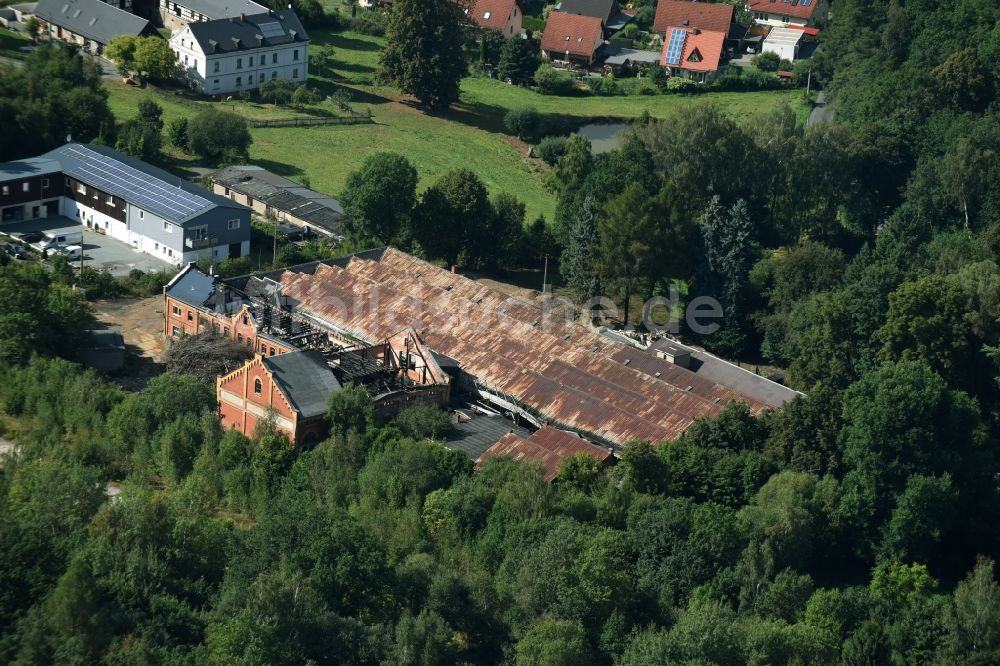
[91,297,167,363]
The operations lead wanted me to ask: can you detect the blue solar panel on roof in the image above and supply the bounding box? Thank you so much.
[801,0,811,5]
[665,27,686,65]
[65,145,212,223]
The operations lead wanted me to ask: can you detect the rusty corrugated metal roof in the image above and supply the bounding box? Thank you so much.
[478,426,614,482]
[273,249,771,446]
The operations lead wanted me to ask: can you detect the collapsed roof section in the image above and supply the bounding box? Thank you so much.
[253,248,777,447]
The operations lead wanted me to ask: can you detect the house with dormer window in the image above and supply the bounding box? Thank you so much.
[659,25,726,82]
[459,0,523,37]
[170,9,308,95]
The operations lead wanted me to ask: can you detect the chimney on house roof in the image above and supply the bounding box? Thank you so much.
[240,12,245,21]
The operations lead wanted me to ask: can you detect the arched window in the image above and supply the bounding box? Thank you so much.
[253,378,262,396]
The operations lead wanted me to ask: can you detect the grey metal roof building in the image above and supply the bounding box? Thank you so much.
[2,143,252,266]
[0,158,62,182]
[263,350,341,419]
[34,0,157,46]
[212,165,343,237]
[171,0,267,20]
[186,10,308,55]
[446,411,533,460]
[42,144,247,226]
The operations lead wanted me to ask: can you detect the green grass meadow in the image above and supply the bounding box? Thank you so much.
[103,29,810,223]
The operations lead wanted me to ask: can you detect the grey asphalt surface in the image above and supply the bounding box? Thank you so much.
[75,226,175,276]
[808,91,835,126]
[4,218,174,277]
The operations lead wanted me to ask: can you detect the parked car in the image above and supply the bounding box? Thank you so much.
[279,223,314,241]
[3,243,28,260]
[58,245,83,260]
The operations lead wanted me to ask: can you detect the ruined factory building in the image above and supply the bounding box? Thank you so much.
[477,426,616,482]
[165,248,798,448]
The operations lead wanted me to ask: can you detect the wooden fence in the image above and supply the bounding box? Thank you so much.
[249,115,373,128]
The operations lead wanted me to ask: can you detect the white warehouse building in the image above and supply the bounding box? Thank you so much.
[171,9,309,96]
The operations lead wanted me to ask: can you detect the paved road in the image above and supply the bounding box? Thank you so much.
[808,91,835,126]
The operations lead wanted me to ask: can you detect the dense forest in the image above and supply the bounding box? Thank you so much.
[2,0,1000,664]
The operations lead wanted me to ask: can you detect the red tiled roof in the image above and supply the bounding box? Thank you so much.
[787,24,820,36]
[653,0,733,36]
[540,11,604,57]
[748,0,822,21]
[460,0,520,31]
[478,426,614,481]
[660,26,726,73]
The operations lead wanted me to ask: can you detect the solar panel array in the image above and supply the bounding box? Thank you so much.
[800,0,812,5]
[65,145,212,223]
[257,21,285,38]
[665,28,687,65]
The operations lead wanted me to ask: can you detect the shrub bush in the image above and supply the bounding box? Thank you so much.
[504,106,540,140]
[166,117,188,150]
[536,135,570,165]
[666,77,699,93]
[187,108,252,161]
[291,84,323,106]
[753,51,781,71]
[534,64,575,95]
[590,75,621,96]
[259,78,296,105]
[352,11,385,36]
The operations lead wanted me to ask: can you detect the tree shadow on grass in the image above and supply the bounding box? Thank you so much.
[329,35,383,52]
[335,61,376,75]
[309,78,392,106]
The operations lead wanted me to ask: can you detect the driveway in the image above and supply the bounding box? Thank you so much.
[77,226,175,276]
[808,91,835,126]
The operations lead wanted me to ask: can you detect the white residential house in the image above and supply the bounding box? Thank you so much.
[171,10,309,96]
[747,0,829,29]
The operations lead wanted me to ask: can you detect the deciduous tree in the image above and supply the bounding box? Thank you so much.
[341,152,418,244]
[379,0,468,110]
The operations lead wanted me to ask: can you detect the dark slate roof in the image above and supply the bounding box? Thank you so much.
[445,412,533,460]
[558,0,616,23]
[212,166,343,236]
[41,143,248,226]
[175,0,266,20]
[34,0,154,44]
[263,350,341,419]
[187,10,308,55]
[0,157,62,181]
[165,263,218,308]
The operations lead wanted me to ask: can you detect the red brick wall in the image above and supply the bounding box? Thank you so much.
[217,358,299,442]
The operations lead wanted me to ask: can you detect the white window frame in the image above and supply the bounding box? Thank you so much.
[227,218,241,230]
